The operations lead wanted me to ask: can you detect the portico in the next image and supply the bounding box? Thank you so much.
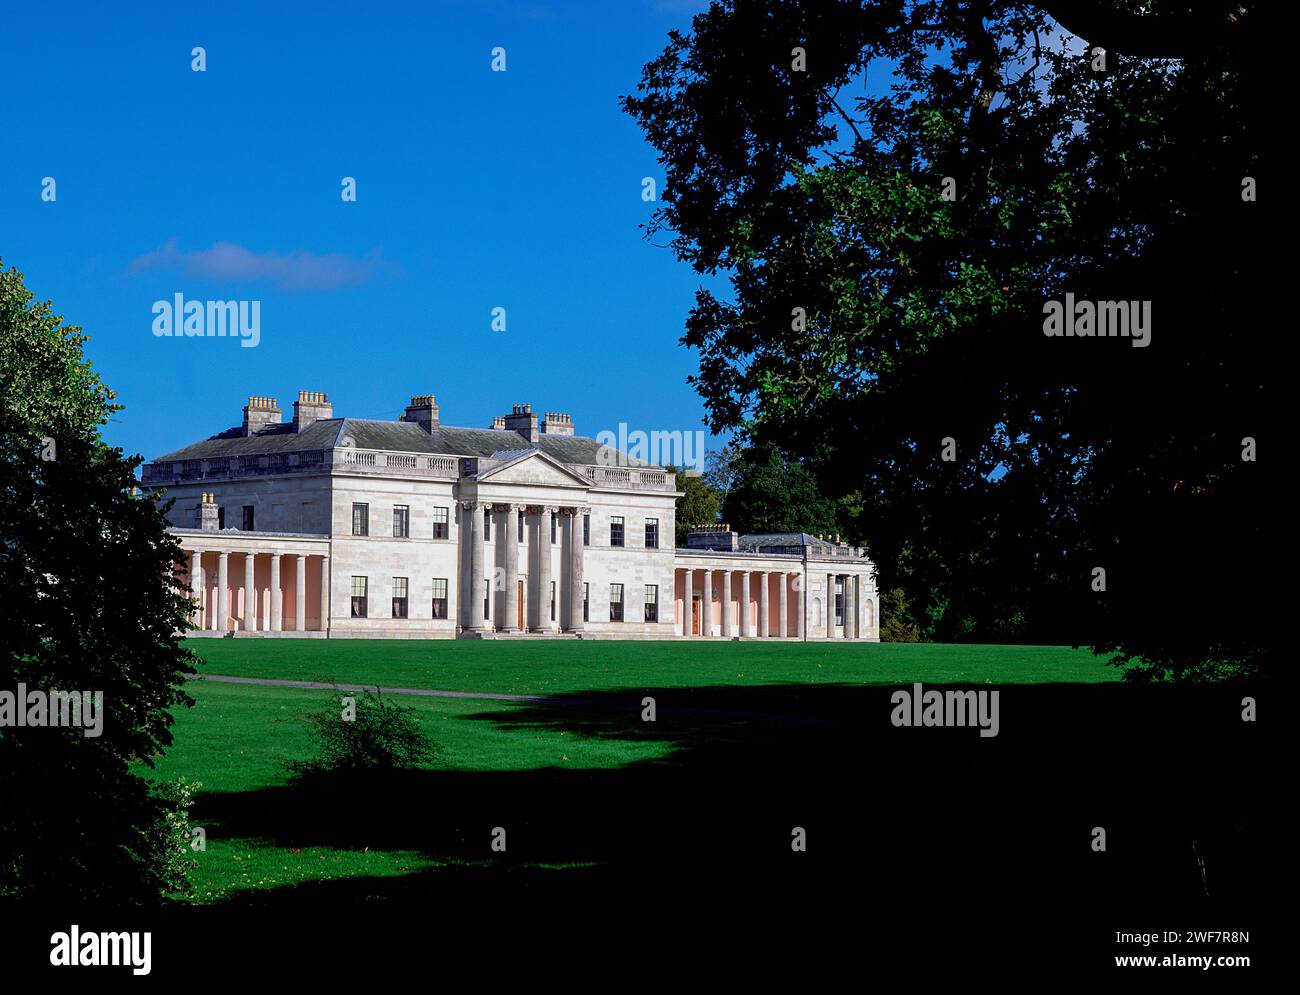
[177,531,331,636]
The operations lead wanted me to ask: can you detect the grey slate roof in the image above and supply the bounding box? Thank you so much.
[151,418,658,468]
[737,532,836,550]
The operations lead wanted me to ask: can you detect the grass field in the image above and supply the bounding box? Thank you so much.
[184,638,1119,693]
[139,639,1124,904]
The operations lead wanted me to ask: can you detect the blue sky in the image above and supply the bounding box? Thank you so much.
[0,0,720,463]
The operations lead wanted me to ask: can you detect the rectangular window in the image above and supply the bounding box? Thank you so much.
[610,583,624,622]
[610,516,624,548]
[550,580,556,621]
[350,576,368,618]
[352,503,369,537]
[583,514,590,546]
[242,505,255,531]
[431,578,448,619]
[644,584,658,623]
[484,508,492,542]
[644,518,658,549]
[484,579,490,621]
[392,577,408,618]
[583,582,589,622]
[834,578,844,627]
[393,505,410,538]
[432,506,449,540]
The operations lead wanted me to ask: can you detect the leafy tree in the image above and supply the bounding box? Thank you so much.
[667,465,721,544]
[723,444,843,539]
[0,261,198,902]
[625,1,1274,679]
[703,443,743,507]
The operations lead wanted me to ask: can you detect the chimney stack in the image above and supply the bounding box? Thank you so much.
[293,390,332,432]
[501,403,539,444]
[197,492,220,531]
[242,395,281,436]
[491,416,506,430]
[400,394,440,433]
[541,411,574,436]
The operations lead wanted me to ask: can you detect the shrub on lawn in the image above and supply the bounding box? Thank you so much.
[146,777,202,898]
[288,691,438,776]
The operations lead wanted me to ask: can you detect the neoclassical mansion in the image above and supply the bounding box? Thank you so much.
[141,391,880,641]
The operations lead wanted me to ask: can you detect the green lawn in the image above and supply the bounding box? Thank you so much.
[142,680,664,903]
[142,639,1119,904]
[184,638,1118,693]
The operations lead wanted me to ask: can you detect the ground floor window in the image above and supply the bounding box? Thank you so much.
[834,578,844,627]
[609,583,624,622]
[644,584,658,623]
[583,582,589,622]
[392,577,408,618]
[484,579,490,621]
[431,578,448,619]
[351,576,368,618]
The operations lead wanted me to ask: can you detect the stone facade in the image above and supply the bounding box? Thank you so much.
[143,392,880,641]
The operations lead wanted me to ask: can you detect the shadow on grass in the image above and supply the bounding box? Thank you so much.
[195,681,1274,909]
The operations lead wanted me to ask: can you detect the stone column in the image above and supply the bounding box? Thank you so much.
[827,573,836,639]
[790,569,800,639]
[319,555,330,634]
[467,502,486,631]
[701,568,713,638]
[296,554,307,632]
[778,572,788,638]
[270,553,282,632]
[217,552,228,632]
[189,551,203,628]
[758,571,769,638]
[683,568,694,636]
[721,570,733,637]
[845,573,856,640]
[243,552,256,631]
[564,507,586,633]
[532,506,554,631]
[740,571,751,637]
[500,505,521,632]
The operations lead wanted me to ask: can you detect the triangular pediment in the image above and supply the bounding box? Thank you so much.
[476,449,592,488]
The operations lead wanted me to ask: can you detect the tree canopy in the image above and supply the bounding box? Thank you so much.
[1,261,198,901]
[625,1,1274,679]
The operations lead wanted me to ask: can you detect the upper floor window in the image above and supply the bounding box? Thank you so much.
[392,577,409,618]
[432,506,449,540]
[241,505,255,531]
[610,516,624,548]
[352,503,369,536]
[644,518,658,549]
[393,505,410,538]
